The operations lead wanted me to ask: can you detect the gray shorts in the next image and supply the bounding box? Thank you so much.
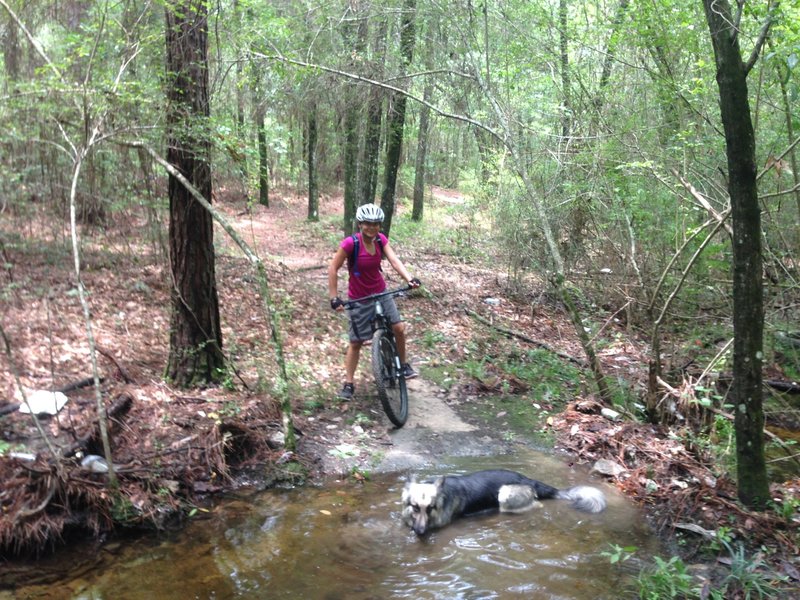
[347,295,402,342]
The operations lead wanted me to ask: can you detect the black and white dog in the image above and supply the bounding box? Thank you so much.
[401,469,606,536]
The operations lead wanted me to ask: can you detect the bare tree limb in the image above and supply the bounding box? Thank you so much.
[744,8,775,76]
[759,180,800,201]
[250,49,504,143]
[465,309,586,367]
[120,140,297,450]
[757,134,800,180]
[672,168,733,236]
[0,0,65,83]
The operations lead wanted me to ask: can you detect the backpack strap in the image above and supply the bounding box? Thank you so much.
[373,236,384,273]
[348,233,383,277]
[349,234,361,276]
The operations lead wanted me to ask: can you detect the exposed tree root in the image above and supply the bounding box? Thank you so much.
[0,392,283,559]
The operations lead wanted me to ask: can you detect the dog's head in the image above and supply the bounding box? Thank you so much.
[401,476,444,536]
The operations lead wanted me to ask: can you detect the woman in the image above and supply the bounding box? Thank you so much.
[328,203,420,400]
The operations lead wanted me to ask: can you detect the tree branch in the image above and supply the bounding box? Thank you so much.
[672,168,733,236]
[119,140,297,450]
[758,180,800,201]
[465,309,586,367]
[250,49,504,143]
[0,0,65,83]
[744,8,774,76]
[756,134,800,181]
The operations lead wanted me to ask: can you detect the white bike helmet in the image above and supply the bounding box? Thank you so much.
[356,203,384,223]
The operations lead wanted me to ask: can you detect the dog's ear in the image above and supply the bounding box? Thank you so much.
[433,476,445,490]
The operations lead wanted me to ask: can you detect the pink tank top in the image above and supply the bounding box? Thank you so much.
[341,233,388,299]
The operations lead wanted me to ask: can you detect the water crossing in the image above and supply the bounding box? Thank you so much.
[8,451,659,599]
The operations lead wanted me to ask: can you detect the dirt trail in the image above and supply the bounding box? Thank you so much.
[313,377,513,476]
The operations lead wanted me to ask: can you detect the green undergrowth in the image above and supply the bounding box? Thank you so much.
[604,538,791,600]
[422,343,588,446]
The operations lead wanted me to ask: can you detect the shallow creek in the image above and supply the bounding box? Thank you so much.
[9,450,660,599]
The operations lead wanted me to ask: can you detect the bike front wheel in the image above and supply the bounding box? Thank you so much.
[371,329,408,427]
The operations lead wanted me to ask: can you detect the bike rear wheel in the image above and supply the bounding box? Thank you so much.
[371,329,408,427]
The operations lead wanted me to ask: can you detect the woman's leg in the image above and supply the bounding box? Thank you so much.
[392,322,407,364]
[345,340,363,383]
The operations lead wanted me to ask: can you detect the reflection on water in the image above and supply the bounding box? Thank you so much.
[13,451,659,599]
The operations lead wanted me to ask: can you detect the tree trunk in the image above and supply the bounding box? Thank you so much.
[3,8,20,86]
[412,85,431,222]
[380,0,416,236]
[340,3,368,235]
[558,0,571,138]
[307,104,319,221]
[343,104,359,234]
[771,41,800,246]
[594,0,629,112]
[164,0,224,387]
[473,127,496,185]
[412,21,434,222]
[257,107,269,207]
[233,0,245,134]
[702,0,770,509]
[359,18,387,207]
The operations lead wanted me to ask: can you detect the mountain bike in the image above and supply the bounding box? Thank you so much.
[344,285,412,428]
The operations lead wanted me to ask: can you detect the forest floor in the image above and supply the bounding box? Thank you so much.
[1,187,798,592]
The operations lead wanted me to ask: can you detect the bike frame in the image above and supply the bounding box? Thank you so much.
[343,285,412,427]
[342,285,413,312]
[343,285,411,340]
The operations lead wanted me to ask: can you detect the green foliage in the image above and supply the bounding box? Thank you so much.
[419,363,457,392]
[213,365,238,392]
[601,543,638,565]
[348,466,370,481]
[503,348,584,401]
[711,413,736,466]
[454,344,586,442]
[770,330,800,382]
[420,329,447,350]
[218,401,242,419]
[349,412,372,427]
[613,378,642,413]
[636,555,695,600]
[706,526,734,555]
[389,198,490,264]
[769,495,800,524]
[716,540,787,599]
[462,357,489,381]
[302,396,325,414]
[616,538,789,600]
[328,443,360,459]
[277,460,308,483]
[110,494,139,525]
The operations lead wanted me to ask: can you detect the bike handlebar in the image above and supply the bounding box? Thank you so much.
[343,285,414,310]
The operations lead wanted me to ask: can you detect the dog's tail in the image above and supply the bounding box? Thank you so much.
[555,485,607,513]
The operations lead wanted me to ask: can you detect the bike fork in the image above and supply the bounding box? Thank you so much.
[393,353,402,379]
